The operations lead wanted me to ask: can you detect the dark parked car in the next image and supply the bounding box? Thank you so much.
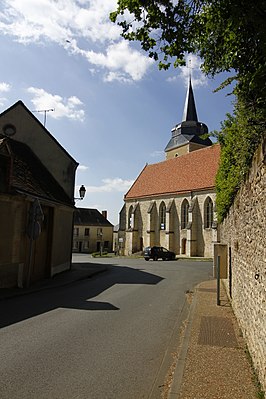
[143,246,176,261]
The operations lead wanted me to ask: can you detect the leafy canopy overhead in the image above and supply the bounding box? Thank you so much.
[110,0,266,115]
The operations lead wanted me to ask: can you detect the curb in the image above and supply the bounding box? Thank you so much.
[168,284,199,398]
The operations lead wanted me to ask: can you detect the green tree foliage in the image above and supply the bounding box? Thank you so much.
[111,0,266,220]
[215,103,263,222]
[110,0,266,115]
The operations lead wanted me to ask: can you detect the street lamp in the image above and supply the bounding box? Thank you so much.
[79,185,86,199]
[75,185,86,201]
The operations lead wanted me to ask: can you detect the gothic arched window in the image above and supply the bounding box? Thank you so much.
[204,197,213,228]
[159,201,166,230]
[181,199,189,229]
[128,205,133,229]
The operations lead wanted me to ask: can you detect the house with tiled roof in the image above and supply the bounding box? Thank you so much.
[119,78,220,257]
[0,101,78,288]
[73,208,113,253]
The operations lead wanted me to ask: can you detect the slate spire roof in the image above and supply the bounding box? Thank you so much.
[165,77,212,153]
[182,76,198,122]
[125,144,220,200]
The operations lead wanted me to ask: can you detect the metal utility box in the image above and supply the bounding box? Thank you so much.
[213,244,228,279]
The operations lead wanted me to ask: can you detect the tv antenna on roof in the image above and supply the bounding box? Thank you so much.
[32,108,55,127]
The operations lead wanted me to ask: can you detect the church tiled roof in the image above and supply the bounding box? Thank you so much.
[125,144,220,200]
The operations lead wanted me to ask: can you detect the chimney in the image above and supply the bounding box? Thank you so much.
[102,210,107,219]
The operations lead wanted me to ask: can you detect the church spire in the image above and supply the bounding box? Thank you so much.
[164,69,212,159]
[182,75,198,122]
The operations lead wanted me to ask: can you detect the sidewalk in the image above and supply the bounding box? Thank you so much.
[0,262,108,300]
[168,279,259,399]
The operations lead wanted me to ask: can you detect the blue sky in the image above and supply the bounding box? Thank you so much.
[0,0,234,225]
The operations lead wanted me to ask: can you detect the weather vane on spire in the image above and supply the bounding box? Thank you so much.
[187,57,193,82]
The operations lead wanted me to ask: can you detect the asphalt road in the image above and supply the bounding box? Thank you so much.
[0,256,212,399]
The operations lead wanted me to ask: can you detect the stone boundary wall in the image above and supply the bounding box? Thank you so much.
[220,138,266,391]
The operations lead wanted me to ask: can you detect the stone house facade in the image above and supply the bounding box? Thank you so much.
[220,139,266,391]
[119,78,220,257]
[73,208,113,253]
[0,101,78,288]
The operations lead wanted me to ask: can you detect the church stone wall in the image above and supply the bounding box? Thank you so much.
[190,191,217,257]
[166,144,189,159]
[220,139,266,391]
[124,190,217,257]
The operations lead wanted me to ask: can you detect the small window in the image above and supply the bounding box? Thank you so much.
[97,228,103,237]
[84,241,89,249]
[128,205,133,229]
[84,228,90,236]
[204,197,213,228]
[73,227,79,236]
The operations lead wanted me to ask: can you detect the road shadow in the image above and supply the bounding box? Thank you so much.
[0,263,163,328]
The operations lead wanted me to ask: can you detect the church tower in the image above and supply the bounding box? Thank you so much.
[165,76,212,159]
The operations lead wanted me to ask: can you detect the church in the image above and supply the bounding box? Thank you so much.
[119,78,220,258]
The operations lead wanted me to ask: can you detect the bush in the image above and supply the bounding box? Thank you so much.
[215,103,263,222]
[91,251,108,258]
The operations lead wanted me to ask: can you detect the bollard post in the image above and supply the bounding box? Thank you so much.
[217,255,220,306]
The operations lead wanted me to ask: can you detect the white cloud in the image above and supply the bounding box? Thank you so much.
[27,87,85,121]
[82,178,134,193]
[0,0,74,43]
[103,71,132,84]
[167,54,208,88]
[0,0,118,43]
[0,82,11,107]
[77,165,89,171]
[0,98,7,108]
[0,0,153,82]
[0,82,11,92]
[73,0,121,43]
[76,40,153,82]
